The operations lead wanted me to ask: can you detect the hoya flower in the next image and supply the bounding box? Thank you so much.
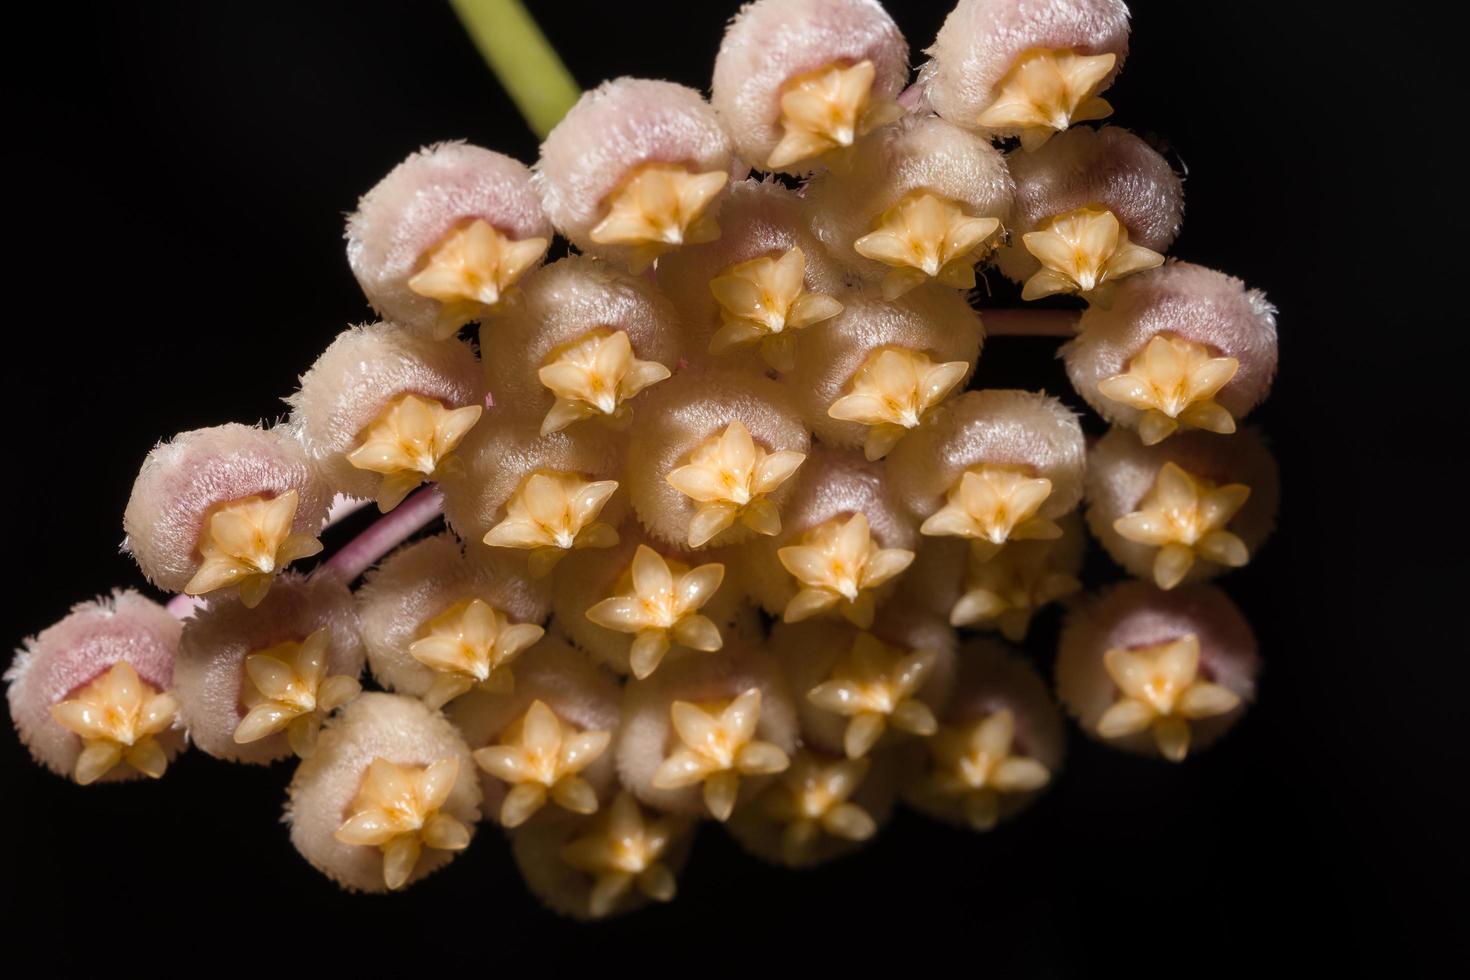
[8,590,183,784]
[777,512,916,627]
[124,423,331,608]
[481,471,622,577]
[448,636,623,826]
[924,0,1130,148]
[919,464,1062,559]
[1057,583,1259,761]
[649,687,792,821]
[791,287,981,458]
[585,545,728,680]
[900,639,1065,831]
[347,142,551,338]
[664,420,808,548]
[1066,262,1278,442]
[287,693,481,892]
[536,78,741,272]
[947,515,1086,638]
[712,0,909,173]
[1085,426,1279,590]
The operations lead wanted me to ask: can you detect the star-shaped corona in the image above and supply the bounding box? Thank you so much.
[920,465,1062,560]
[560,792,681,919]
[778,512,915,628]
[346,393,484,511]
[664,420,807,548]
[975,48,1117,151]
[1096,335,1241,445]
[806,632,939,758]
[49,661,178,785]
[482,471,621,577]
[406,218,550,338]
[707,247,844,370]
[333,757,471,891]
[924,708,1052,831]
[1112,461,1251,589]
[589,162,729,273]
[949,544,1082,639]
[472,699,612,827]
[184,490,324,608]
[759,751,877,863]
[408,598,545,708]
[1096,634,1242,762]
[854,190,1002,299]
[827,348,971,460]
[650,687,791,821]
[768,59,902,171]
[536,329,672,436]
[233,628,362,757]
[1020,206,1164,301]
[584,545,727,679]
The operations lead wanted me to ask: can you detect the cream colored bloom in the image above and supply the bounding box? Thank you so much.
[49,661,178,785]
[920,465,1062,560]
[853,190,1001,299]
[333,757,471,891]
[536,329,672,435]
[806,632,939,758]
[233,627,362,757]
[650,688,791,821]
[925,708,1052,831]
[708,247,844,370]
[585,545,727,679]
[827,348,970,460]
[949,542,1081,639]
[975,48,1116,151]
[560,792,682,918]
[346,393,484,511]
[777,512,914,628]
[407,218,549,338]
[1096,634,1242,762]
[1112,461,1251,589]
[482,471,620,577]
[409,598,545,708]
[184,490,323,608]
[589,163,729,273]
[1020,206,1164,301]
[1096,335,1241,445]
[760,751,877,863]
[768,59,903,170]
[472,699,612,827]
[665,420,806,548]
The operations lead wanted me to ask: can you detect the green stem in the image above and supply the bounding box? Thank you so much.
[449,0,582,139]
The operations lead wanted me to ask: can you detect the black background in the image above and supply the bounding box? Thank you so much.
[4,1,1462,972]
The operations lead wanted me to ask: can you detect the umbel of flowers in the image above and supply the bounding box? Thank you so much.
[7,0,1276,917]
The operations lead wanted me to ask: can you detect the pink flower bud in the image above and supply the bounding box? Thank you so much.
[347,142,550,337]
[7,590,183,782]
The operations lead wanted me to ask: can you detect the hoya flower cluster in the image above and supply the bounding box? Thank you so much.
[6,0,1278,917]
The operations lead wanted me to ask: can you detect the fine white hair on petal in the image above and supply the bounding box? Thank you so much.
[615,643,798,817]
[1066,261,1279,426]
[805,113,1014,281]
[1084,425,1280,587]
[921,0,1130,134]
[172,573,363,764]
[123,423,332,593]
[1056,582,1259,755]
[347,141,549,335]
[886,388,1086,521]
[624,368,811,549]
[712,0,909,172]
[445,635,623,821]
[286,322,483,501]
[355,533,551,699]
[995,126,1184,282]
[7,590,183,781]
[789,286,982,447]
[656,179,848,366]
[482,256,683,421]
[534,77,741,262]
[286,692,481,893]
